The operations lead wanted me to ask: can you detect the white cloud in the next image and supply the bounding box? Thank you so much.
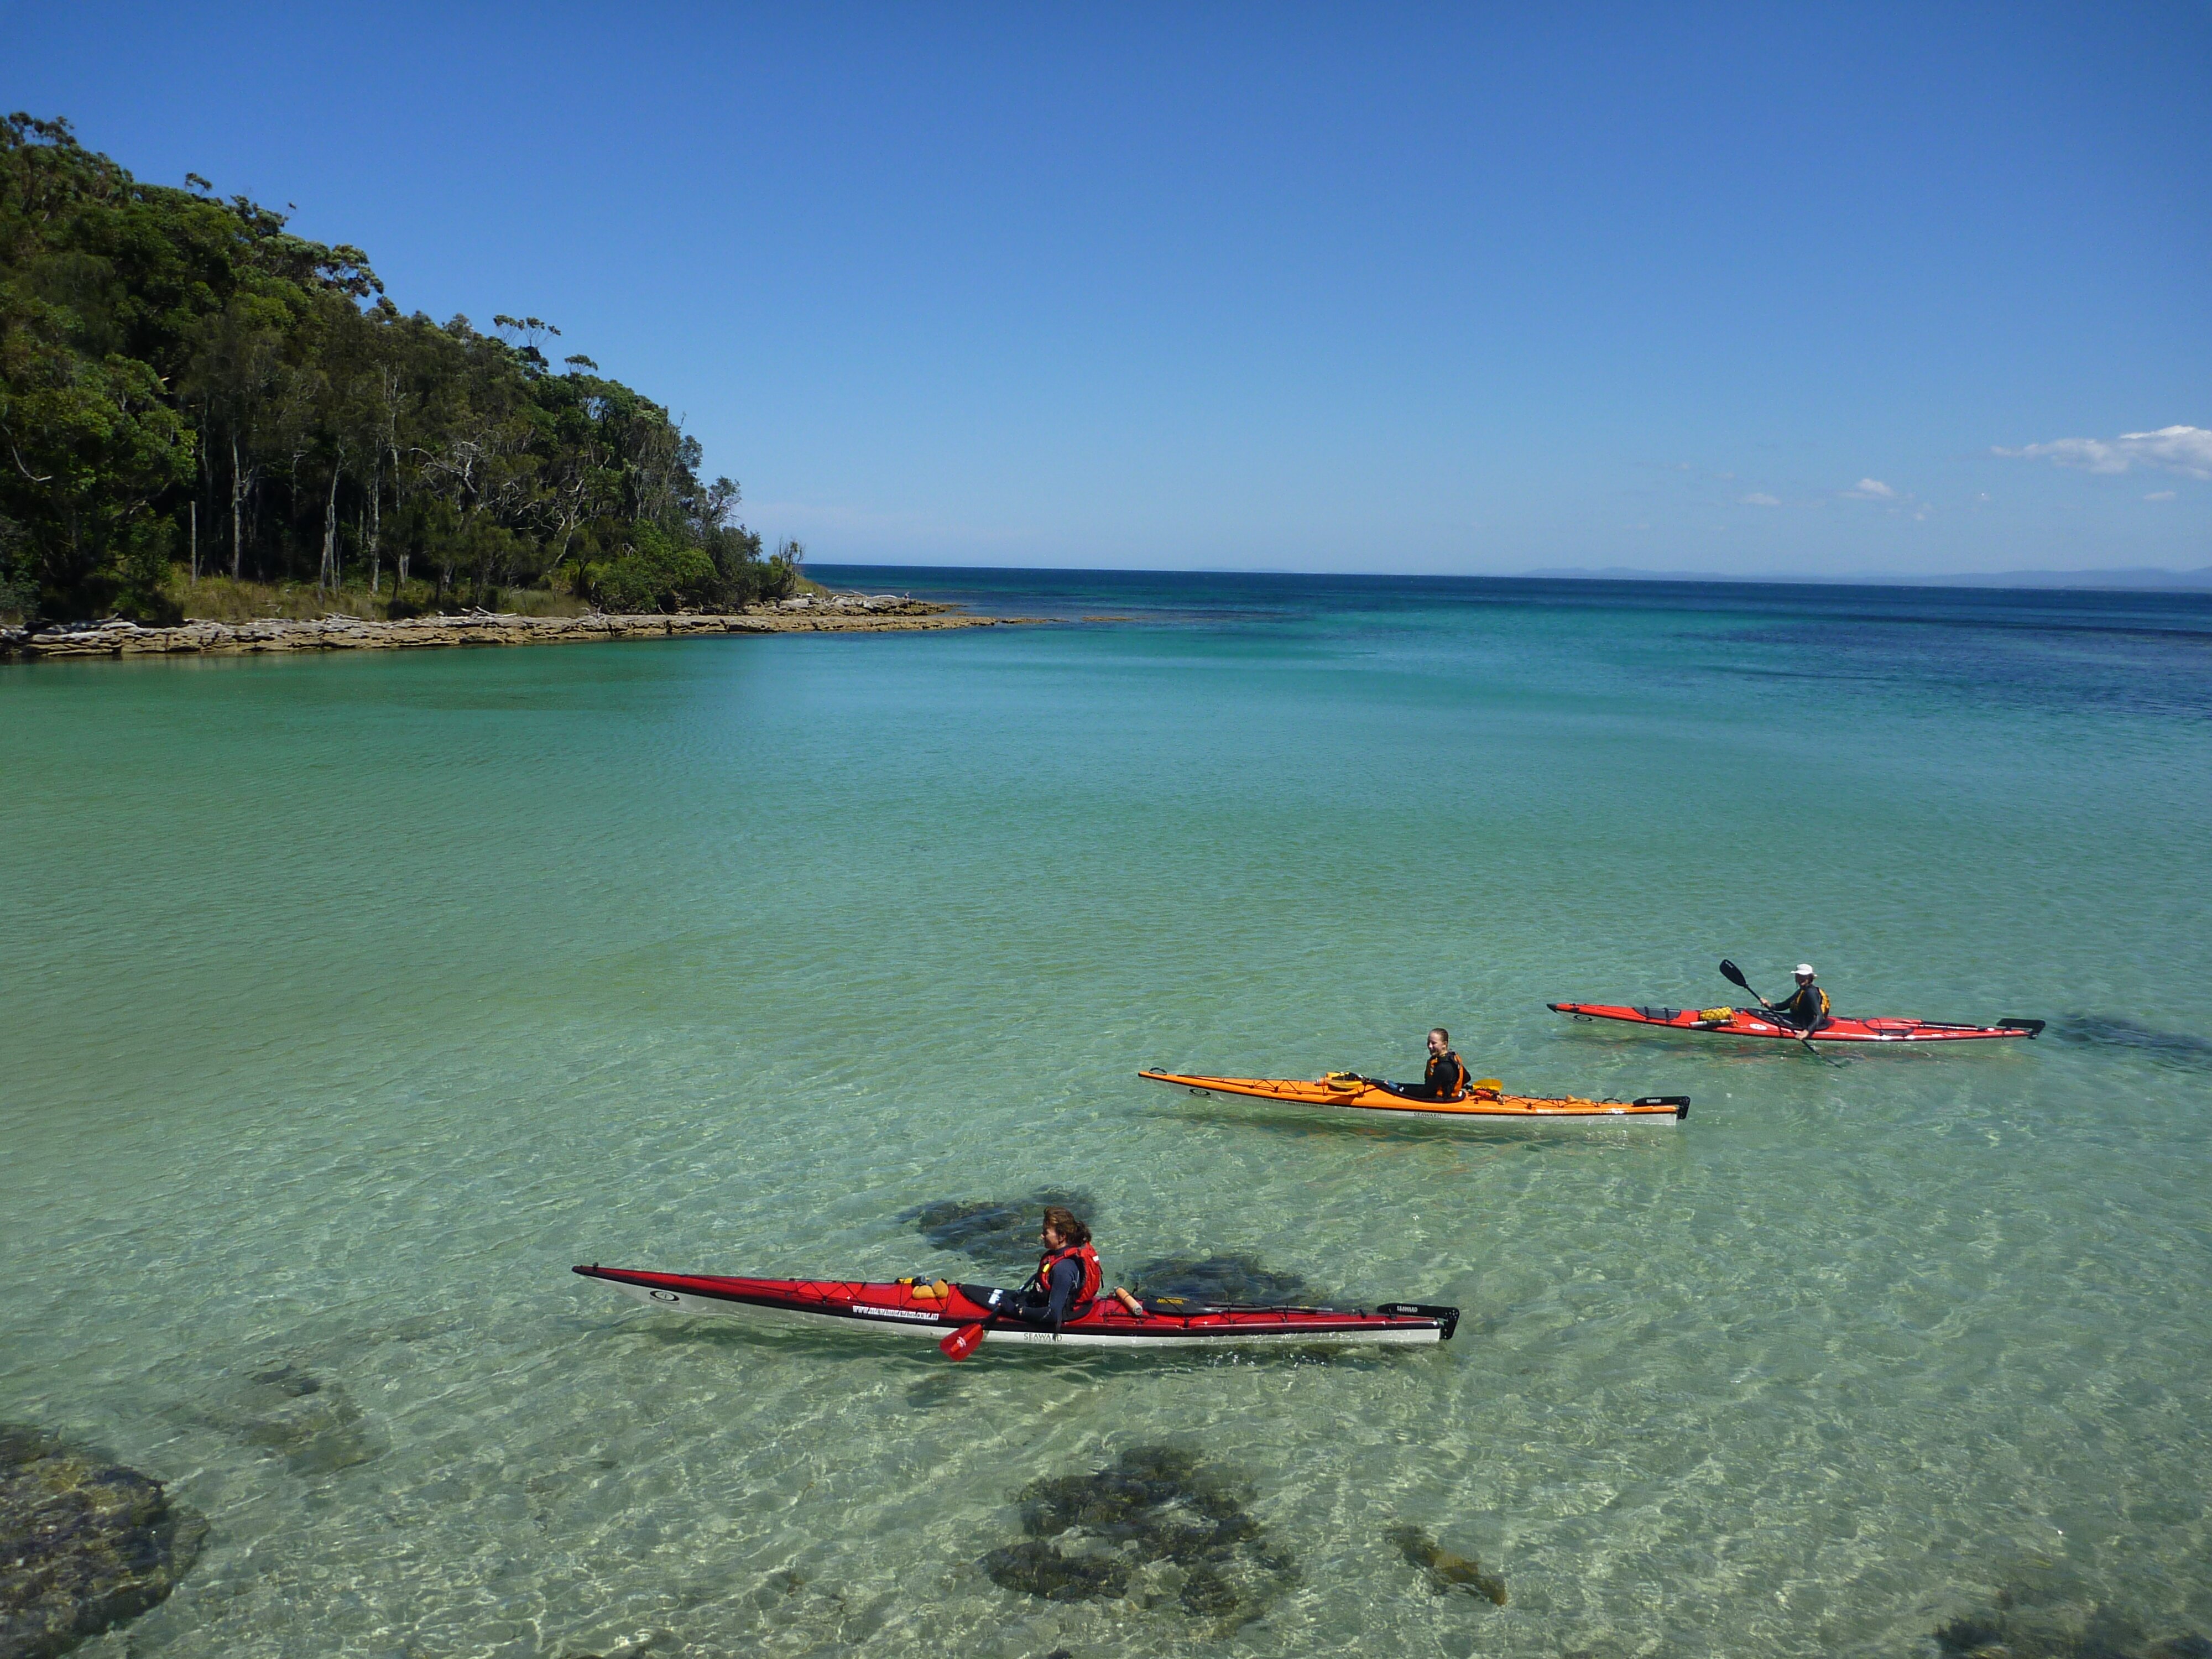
[1994,424,2212,479]
[2144,489,2177,501]
[1740,492,1781,507]
[1841,478,1897,500]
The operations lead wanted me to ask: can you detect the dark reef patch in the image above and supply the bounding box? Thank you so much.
[902,1373,965,1411]
[981,1540,1130,1602]
[1387,1522,1507,1604]
[1126,1254,1311,1306]
[2052,1015,2212,1071]
[980,1444,1297,1631]
[0,1423,206,1659]
[900,1190,1097,1274]
[213,1361,383,1475]
[1933,1580,2209,1658]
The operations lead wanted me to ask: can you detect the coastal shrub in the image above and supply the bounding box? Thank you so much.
[582,524,722,613]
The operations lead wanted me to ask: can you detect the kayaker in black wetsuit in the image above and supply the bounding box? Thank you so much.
[970,1207,1144,1326]
[1764,964,1831,1032]
[1386,1028,1470,1100]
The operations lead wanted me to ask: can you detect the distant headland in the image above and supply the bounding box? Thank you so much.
[0,116,809,630]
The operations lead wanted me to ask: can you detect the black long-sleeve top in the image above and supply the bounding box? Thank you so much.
[1770,983,1827,1029]
[1037,1255,1086,1324]
[1389,1050,1469,1100]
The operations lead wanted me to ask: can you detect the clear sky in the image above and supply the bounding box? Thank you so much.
[7,2,2208,576]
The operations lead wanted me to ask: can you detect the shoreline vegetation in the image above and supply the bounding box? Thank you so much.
[0,115,811,628]
[1,590,1047,661]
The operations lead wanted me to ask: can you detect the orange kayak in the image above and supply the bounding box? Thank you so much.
[1140,1069,1688,1124]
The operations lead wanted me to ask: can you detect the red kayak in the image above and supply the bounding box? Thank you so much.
[572,1265,1457,1349]
[1549,1002,2044,1044]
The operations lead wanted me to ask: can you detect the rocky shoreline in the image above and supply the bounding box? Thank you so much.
[0,593,1046,662]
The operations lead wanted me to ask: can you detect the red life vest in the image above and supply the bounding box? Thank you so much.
[1030,1241,1102,1317]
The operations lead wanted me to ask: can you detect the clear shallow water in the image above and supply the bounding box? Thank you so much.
[3,570,2209,1658]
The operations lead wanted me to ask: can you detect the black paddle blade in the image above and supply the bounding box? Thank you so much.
[1719,959,1752,991]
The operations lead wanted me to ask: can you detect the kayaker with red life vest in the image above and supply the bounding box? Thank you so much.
[1385,1029,1470,1100]
[1024,1207,1100,1325]
[963,1208,1146,1326]
[1764,965,1831,1032]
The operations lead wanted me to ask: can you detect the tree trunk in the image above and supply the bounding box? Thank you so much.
[366,450,382,596]
[229,433,243,580]
[189,500,198,584]
[320,458,342,592]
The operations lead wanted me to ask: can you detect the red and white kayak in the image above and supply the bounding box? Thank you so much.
[572,1265,1457,1348]
[1549,1003,2044,1044]
[1140,1068,1688,1123]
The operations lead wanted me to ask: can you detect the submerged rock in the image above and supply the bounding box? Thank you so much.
[2052,1015,2212,1071]
[982,1445,1296,1630]
[899,1190,1096,1274]
[1933,1581,2209,1658]
[0,1424,206,1659]
[1177,1561,1243,1617]
[213,1362,383,1475]
[981,1540,1130,1602]
[903,1373,964,1411]
[1387,1523,1507,1605]
[1019,1446,1256,1559]
[1126,1254,1310,1306]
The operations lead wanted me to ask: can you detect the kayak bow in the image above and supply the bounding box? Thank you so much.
[1139,1068,1688,1123]
[1549,1003,2044,1044]
[572,1266,1457,1349]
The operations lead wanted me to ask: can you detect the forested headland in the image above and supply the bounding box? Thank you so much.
[0,115,802,625]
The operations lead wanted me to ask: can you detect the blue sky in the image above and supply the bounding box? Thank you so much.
[8,3,2208,576]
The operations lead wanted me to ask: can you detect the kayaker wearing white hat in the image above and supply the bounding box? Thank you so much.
[1762,964,1830,1033]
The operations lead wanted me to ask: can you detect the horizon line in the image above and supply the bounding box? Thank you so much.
[807,560,2212,594]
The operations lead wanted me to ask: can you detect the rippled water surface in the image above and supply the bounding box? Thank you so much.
[4,571,2209,1658]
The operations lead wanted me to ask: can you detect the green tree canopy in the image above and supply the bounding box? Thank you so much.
[0,114,797,622]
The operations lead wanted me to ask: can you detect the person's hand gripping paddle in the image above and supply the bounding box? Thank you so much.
[940,1286,1009,1360]
[1720,958,1833,1062]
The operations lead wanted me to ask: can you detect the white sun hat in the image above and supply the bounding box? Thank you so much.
[1794,963,1816,977]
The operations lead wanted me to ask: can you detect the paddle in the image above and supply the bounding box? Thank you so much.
[1718,958,1768,1007]
[935,1279,1012,1360]
[939,1316,993,1361]
[1719,958,1832,1061]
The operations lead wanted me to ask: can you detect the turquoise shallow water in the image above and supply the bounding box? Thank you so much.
[3,571,2210,1657]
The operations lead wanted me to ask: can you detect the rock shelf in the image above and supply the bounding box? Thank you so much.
[1,594,1047,661]
[0,1423,205,1659]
